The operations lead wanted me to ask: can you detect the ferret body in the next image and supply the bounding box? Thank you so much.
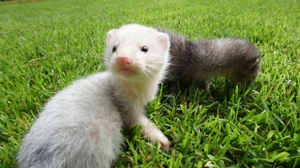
[159,29,261,94]
[17,24,171,168]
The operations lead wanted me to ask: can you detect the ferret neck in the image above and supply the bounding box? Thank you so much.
[110,75,158,105]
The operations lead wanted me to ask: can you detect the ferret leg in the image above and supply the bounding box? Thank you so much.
[136,114,170,151]
[118,101,170,151]
[198,80,213,99]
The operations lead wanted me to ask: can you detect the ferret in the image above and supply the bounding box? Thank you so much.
[17,24,171,168]
[159,29,261,95]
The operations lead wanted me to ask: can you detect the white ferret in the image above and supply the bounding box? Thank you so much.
[17,24,171,168]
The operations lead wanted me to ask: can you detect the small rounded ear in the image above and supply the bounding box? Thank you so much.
[157,33,170,51]
[106,29,118,44]
[245,57,260,72]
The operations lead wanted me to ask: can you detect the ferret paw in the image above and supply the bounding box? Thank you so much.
[147,129,170,152]
[139,118,171,152]
[158,136,171,152]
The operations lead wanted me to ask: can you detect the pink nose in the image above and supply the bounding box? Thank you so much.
[116,57,132,66]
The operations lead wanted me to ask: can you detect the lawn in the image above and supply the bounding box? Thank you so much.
[0,0,299,167]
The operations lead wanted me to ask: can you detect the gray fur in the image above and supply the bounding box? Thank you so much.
[17,24,171,168]
[159,29,261,94]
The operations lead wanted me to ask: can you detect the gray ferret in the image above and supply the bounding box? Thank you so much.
[159,29,261,95]
[17,24,171,168]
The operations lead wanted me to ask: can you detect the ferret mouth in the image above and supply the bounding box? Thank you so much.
[117,68,136,76]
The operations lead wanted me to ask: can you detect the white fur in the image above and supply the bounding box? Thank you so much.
[17,24,170,168]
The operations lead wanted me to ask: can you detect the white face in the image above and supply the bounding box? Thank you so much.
[104,24,170,82]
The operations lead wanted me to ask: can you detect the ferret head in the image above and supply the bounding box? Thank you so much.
[104,24,170,82]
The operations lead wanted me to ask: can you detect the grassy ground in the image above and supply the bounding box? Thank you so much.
[1,0,299,167]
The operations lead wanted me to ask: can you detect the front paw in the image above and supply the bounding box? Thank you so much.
[146,128,170,152]
[138,117,171,152]
[158,135,171,152]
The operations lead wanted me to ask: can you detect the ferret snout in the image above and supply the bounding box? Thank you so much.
[116,57,132,66]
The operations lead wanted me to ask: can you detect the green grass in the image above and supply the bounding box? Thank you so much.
[1,0,299,167]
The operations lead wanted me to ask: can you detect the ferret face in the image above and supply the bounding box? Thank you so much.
[104,24,170,82]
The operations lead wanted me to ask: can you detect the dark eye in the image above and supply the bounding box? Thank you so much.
[141,46,148,52]
[112,46,117,52]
